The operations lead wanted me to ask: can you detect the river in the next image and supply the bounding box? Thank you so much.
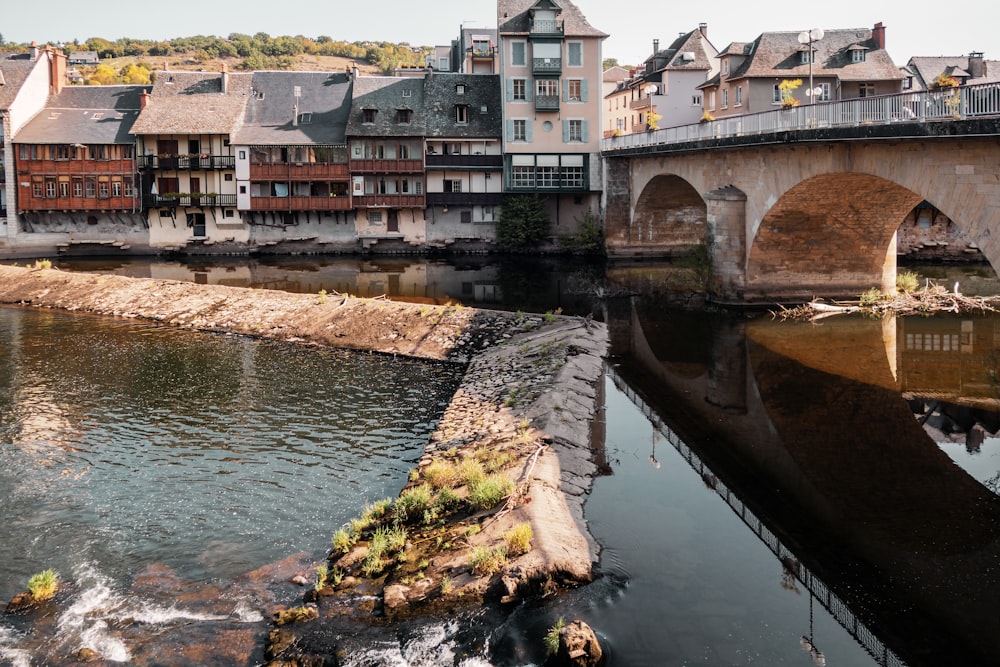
[2,255,1000,666]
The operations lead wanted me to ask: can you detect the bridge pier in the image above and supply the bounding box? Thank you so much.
[705,186,747,302]
[603,157,633,252]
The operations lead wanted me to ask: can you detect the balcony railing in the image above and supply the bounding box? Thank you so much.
[530,18,563,35]
[249,195,353,211]
[535,95,560,112]
[143,194,237,208]
[426,192,503,207]
[425,154,503,169]
[19,196,139,212]
[602,81,1000,153]
[349,158,424,173]
[15,159,135,174]
[137,155,236,170]
[352,194,425,208]
[532,58,562,75]
[470,47,495,58]
[249,163,350,179]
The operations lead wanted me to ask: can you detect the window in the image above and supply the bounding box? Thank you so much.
[399,143,410,159]
[225,173,233,181]
[124,178,135,197]
[692,94,702,106]
[456,84,465,95]
[59,180,70,197]
[561,166,584,188]
[722,89,728,108]
[45,179,56,198]
[513,78,527,100]
[369,211,383,223]
[709,91,716,110]
[537,166,558,187]
[511,165,534,187]
[512,119,527,142]
[439,57,448,70]
[402,88,412,98]
[362,108,377,124]
[567,41,583,67]
[772,84,782,104]
[298,112,312,124]
[800,49,813,65]
[111,180,121,197]
[859,82,875,97]
[568,119,583,142]
[851,48,866,64]
[537,79,558,98]
[568,79,582,101]
[72,178,83,197]
[460,210,472,223]
[721,60,729,75]
[735,86,742,106]
[98,180,109,198]
[396,108,412,124]
[511,41,526,67]
[446,180,462,193]
[816,83,831,101]
[31,177,43,198]
[456,105,468,124]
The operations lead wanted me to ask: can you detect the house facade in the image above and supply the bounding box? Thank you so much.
[700,23,902,119]
[498,0,607,236]
[901,52,1000,91]
[452,27,498,74]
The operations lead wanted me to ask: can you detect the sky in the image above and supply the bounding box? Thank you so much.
[2,0,998,68]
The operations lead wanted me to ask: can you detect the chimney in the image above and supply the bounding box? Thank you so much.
[352,64,359,80]
[699,23,708,39]
[48,46,67,95]
[969,52,985,79]
[872,22,886,50]
[30,41,39,60]
[653,39,659,55]
[140,89,151,110]
[220,63,228,93]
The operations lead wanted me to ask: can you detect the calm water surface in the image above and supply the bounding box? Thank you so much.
[3,257,1000,666]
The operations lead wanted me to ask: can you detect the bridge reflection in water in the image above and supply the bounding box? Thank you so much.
[606,299,1000,667]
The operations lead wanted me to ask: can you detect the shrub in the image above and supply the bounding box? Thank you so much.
[362,525,407,577]
[504,522,534,556]
[544,617,566,656]
[468,474,515,510]
[393,484,433,524]
[27,569,59,600]
[497,194,550,249]
[332,527,356,554]
[458,458,486,487]
[314,564,328,591]
[859,287,886,306]
[469,545,508,575]
[423,460,459,489]
[896,270,920,293]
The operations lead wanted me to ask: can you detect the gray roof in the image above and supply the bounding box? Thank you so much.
[498,0,608,38]
[130,70,253,135]
[904,55,1000,90]
[0,51,41,109]
[14,85,149,144]
[643,29,713,75]
[727,28,902,83]
[347,76,426,137]
[233,71,352,145]
[423,73,501,138]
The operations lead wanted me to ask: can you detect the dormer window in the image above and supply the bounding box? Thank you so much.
[456,105,468,124]
[362,108,377,124]
[721,59,729,75]
[849,46,867,64]
[396,108,412,124]
[456,84,466,95]
[800,49,814,65]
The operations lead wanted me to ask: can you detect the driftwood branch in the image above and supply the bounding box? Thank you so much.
[772,285,1000,322]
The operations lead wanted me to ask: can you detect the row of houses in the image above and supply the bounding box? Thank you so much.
[1,2,995,258]
[603,22,1000,138]
[0,0,604,256]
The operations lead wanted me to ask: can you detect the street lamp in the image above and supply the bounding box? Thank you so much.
[797,28,824,104]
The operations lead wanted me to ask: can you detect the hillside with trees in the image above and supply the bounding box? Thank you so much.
[0,33,430,84]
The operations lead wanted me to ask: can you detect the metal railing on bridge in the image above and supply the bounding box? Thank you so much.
[603,81,1000,153]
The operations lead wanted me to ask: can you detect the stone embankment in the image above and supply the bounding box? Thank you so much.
[0,264,609,665]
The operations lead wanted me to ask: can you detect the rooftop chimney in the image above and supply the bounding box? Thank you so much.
[220,63,228,93]
[872,22,886,50]
[969,51,985,79]
[140,89,151,110]
[48,46,67,95]
[30,41,39,60]
[699,23,708,39]
[653,39,659,55]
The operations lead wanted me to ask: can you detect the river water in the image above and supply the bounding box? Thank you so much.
[2,256,1000,666]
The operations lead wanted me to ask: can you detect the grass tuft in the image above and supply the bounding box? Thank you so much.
[27,569,59,600]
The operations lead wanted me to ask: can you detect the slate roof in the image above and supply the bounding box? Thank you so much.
[129,70,253,135]
[233,71,352,145]
[726,28,902,83]
[14,85,149,144]
[0,51,41,109]
[498,0,608,38]
[644,29,713,74]
[904,55,1000,90]
[347,76,426,137]
[423,73,501,138]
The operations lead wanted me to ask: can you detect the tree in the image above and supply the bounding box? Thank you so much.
[120,64,152,84]
[88,64,118,85]
[497,195,550,249]
[603,57,619,70]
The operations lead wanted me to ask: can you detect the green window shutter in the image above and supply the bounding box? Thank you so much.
[506,79,514,101]
[525,121,533,143]
[581,79,588,102]
[562,120,570,142]
[582,120,589,143]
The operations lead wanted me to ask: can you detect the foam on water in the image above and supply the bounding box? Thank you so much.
[342,620,499,667]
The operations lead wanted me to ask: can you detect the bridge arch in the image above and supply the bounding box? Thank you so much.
[630,174,707,254]
[747,173,923,299]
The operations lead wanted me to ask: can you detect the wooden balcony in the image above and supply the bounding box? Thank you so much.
[352,194,425,208]
[425,154,503,169]
[349,158,424,173]
[16,159,135,174]
[249,195,353,211]
[137,155,235,170]
[426,192,503,207]
[143,194,237,208]
[20,195,139,211]
[249,163,350,179]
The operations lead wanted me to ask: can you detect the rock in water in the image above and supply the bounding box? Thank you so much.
[555,620,603,667]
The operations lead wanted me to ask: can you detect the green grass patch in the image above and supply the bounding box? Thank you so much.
[468,474,515,510]
[504,522,534,556]
[27,569,58,600]
[469,545,508,575]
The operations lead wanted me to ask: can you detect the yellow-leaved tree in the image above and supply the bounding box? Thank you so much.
[120,64,152,84]
[87,64,118,85]
[778,79,802,107]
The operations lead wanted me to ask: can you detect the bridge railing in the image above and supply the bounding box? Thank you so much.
[603,81,1000,152]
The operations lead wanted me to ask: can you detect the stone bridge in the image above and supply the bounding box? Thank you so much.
[603,117,1000,303]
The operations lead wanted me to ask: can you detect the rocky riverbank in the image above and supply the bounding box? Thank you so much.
[0,263,609,665]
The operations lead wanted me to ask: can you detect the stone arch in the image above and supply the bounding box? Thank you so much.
[746,173,923,300]
[627,174,707,254]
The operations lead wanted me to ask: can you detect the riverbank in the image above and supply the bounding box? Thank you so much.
[0,263,608,665]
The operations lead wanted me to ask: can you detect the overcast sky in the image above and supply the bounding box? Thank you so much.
[3,0,996,68]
